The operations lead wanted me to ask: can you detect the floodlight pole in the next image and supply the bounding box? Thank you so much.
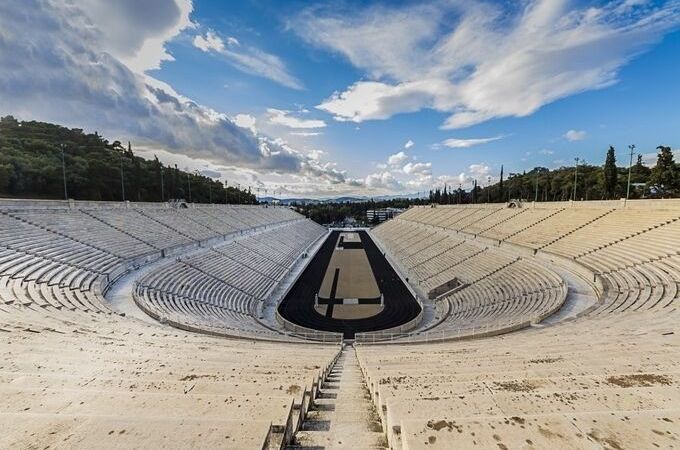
[59,144,68,200]
[160,166,165,202]
[120,152,125,202]
[534,172,538,202]
[572,157,579,201]
[626,144,636,201]
[187,173,192,203]
[487,176,491,203]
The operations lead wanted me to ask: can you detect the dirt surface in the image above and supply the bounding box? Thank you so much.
[319,233,381,299]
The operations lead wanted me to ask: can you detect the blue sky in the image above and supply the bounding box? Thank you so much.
[1,0,679,197]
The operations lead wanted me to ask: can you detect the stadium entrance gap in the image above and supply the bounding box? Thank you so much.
[278,230,420,339]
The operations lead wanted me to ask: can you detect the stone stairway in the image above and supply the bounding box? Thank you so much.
[288,345,386,449]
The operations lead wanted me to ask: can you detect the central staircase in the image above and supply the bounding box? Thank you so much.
[288,345,386,449]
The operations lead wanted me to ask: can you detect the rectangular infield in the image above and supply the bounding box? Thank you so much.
[318,233,380,300]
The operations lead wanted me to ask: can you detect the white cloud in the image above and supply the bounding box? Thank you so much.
[439,163,494,189]
[307,149,324,161]
[76,0,195,73]
[193,30,225,52]
[317,79,443,123]
[441,136,504,148]
[387,151,409,166]
[296,0,680,128]
[539,148,554,155]
[404,139,414,149]
[193,29,302,89]
[640,148,680,167]
[365,171,402,190]
[266,108,326,129]
[564,129,587,141]
[403,162,432,176]
[290,131,322,137]
[468,164,491,177]
[232,114,257,133]
[0,0,349,191]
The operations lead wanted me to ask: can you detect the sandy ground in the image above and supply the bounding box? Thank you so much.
[331,304,384,320]
[319,235,380,299]
[340,232,361,243]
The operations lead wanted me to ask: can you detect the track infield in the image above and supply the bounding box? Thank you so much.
[277,230,421,338]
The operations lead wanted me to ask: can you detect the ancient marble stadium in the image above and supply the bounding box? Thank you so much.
[1,198,679,449]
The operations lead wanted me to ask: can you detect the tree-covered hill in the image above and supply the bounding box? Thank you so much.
[1,116,676,207]
[429,145,678,204]
[0,116,255,204]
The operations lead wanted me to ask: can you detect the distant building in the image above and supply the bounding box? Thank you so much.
[366,207,404,223]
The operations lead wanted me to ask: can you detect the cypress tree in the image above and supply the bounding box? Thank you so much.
[603,145,618,199]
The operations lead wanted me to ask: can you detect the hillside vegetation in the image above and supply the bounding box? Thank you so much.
[0,116,255,203]
[430,145,678,204]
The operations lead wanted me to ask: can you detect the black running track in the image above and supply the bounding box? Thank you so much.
[278,230,421,338]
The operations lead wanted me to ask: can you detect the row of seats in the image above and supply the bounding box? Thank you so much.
[133,219,327,338]
[372,218,565,336]
[0,202,321,327]
[2,204,300,262]
[0,201,338,448]
[358,201,680,449]
[395,203,680,316]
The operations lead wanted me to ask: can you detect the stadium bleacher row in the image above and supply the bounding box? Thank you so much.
[2,198,679,449]
[134,220,327,339]
[0,200,342,448]
[371,217,567,338]
[360,200,680,449]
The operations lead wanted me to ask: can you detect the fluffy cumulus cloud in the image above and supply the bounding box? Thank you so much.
[76,0,195,73]
[387,151,409,166]
[0,0,354,193]
[404,139,415,149]
[295,0,680,128]
[232,114,257,133]
[450,163,494,188]
[403,161,432,176]
[362,150,437,193]
[365,171,402,190]
[193,29,302,89]
[564,129,587,141]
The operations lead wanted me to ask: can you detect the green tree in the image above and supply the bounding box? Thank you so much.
[649,146,678,197]
[0,163,13,192]
[603,145,618,199]
[0,116,255,204]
